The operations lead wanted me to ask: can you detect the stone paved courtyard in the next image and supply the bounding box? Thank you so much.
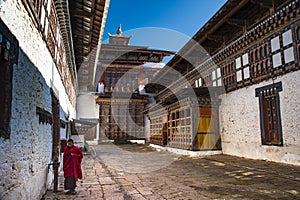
[42,143,300,200]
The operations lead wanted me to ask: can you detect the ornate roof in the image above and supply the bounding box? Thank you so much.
[99,26,174,66]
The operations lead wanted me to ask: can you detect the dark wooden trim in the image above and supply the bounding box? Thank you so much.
[51,89,60,161]
[255,81,282,96]
[255,82,283,146]
[0,18,19,140]
[36,106,53,125]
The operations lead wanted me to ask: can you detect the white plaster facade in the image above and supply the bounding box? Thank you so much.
[0,0,76,199]
[219,70,300,166]
[76,93,100,146]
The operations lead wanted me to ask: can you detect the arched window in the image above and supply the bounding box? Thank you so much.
[261,62,265,73]
[255,49,259,61]
[257,63,261,74]
[265,45,269,56]
[251,52,255,62]
[260,47,264,58]
[265,60,269,72]
[253,65,257,76]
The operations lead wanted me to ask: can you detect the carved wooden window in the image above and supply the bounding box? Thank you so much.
[235,53,250,83]
[221,60,236,91]
[195,77,202,88]
[0,19,19,139]
[22,0,49,31]
[201,71,210,87]
[282,29,295,64]
[251,52,255,62]
[22,0,63,68]
[242,53,250,79]
[212,68,222,86]
[255,82,283,146]
[264,45,269,56]
[271,29,295,70]
[297,27,300,41]
[255,49,259,61]
[296,26,300,61]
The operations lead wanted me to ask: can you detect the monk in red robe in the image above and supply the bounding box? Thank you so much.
[63,139,83,195]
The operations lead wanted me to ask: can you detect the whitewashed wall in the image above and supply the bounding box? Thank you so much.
[219,70,300,166]
[144,115,150,142]
[76,93,99,145]
[77,93,99,118]
[0,0,76,199]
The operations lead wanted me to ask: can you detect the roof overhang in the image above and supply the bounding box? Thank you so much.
[69,0,110,92]
[147,0,291,94]
[54,0,79,94]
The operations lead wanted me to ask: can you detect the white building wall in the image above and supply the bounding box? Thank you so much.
[77,93,99,118]
[219,70,300,166]
[144,115,150,143]
[0,0,76,199]
[76,93,99,145]
[145,96,156,143]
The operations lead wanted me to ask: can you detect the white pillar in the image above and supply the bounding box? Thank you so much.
[144,114,150,142]
[76,93,99,145]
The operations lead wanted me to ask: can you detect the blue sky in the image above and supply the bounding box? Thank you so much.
[103,0,227,62]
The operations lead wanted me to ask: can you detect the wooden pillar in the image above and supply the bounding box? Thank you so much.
[51,90,60,193]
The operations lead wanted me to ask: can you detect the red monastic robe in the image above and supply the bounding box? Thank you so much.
[63,145,83,181]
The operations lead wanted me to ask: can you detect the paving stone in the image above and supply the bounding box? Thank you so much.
[104,194,124,200]
[90,190,104,197]
[42,144,300,200]
[99,177,115,185]
[126,189,140,195]
[135,186,153,195]
[131,193,147,200]
[116,178,133,186]
[102,184,121,194]
[143,194,166,200]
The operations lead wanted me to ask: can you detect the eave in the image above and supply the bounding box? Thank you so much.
[69,0,110,92]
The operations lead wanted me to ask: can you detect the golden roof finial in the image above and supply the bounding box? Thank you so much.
[117,24,122,35]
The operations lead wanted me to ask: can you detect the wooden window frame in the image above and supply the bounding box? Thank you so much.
[297,26,300,42]
[255,82,283,146]
[0,19,19,139]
